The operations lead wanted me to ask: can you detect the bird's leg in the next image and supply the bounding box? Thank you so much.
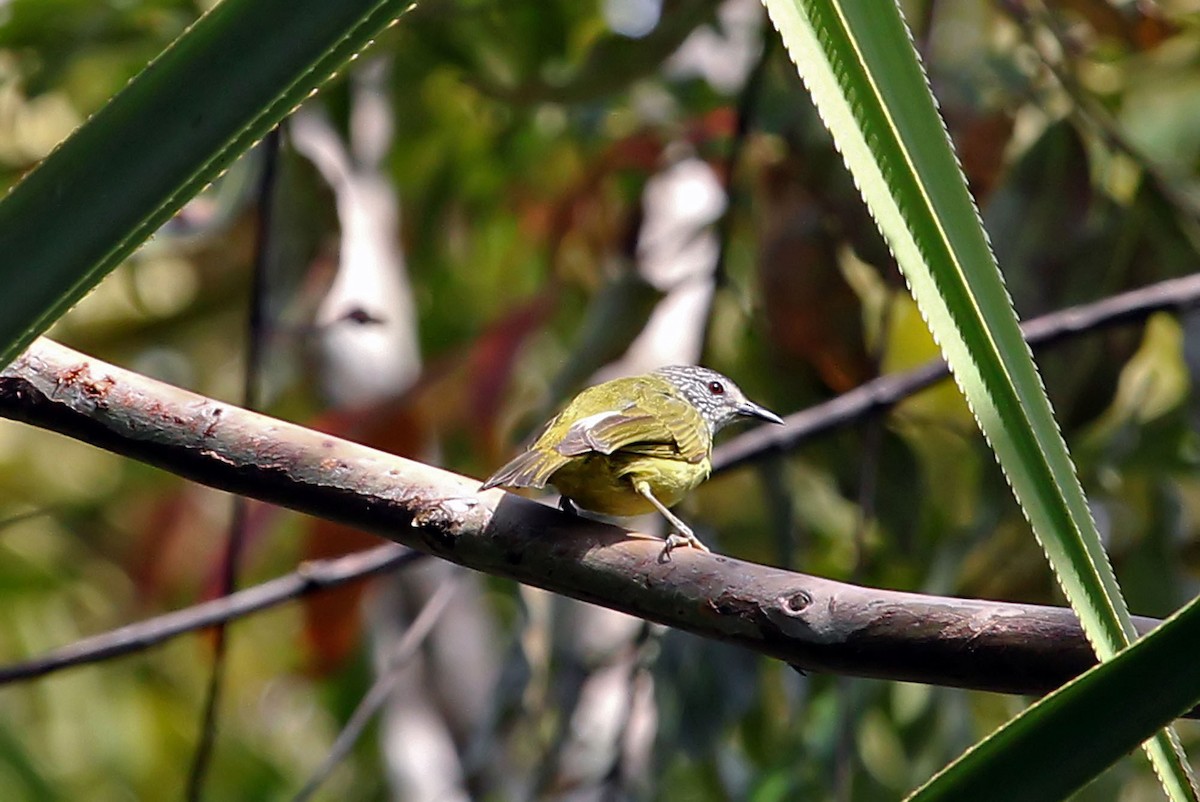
[558,496,579,516]
[633,481,710,554]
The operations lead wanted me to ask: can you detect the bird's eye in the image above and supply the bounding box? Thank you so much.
[707,380,725,395]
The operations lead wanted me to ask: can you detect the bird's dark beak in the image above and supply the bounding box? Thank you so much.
[738,401,784,425]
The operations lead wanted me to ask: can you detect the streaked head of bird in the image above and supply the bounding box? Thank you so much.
[652,365,784,435]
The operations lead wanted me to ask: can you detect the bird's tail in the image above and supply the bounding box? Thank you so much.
[479,449,567,491]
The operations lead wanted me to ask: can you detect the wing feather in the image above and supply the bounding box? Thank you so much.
[555,410,656,456]
[553,386,709,464]
[654,393,709,463]
[482,376,712,492]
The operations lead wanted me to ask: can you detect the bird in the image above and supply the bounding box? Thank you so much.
[480,365,784,553]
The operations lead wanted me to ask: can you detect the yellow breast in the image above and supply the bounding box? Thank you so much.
[548,452,712,516]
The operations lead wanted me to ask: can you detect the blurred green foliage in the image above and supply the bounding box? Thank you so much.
[2,0,1200,799]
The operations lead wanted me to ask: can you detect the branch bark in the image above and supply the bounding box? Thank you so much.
[0,544,421,684]
[0,337,1179,702]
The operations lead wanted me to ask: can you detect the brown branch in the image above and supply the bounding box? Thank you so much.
[0,336,1184,705]
[0,544,422,684]
[713,271,1200,474]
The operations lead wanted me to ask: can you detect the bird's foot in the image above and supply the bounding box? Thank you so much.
[558,496,579,516]
[661,528,711,557]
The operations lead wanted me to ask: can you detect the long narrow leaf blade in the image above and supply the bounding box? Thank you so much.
[759,0,1195,796]
[0,0,415,368]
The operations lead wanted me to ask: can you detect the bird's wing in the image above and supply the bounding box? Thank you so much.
[481,381,710,491]
[479,408,655,491]
[640,393,710,464]
[554,393,709,464]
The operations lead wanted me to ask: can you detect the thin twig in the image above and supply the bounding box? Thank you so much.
[700,26,776,363]
[290,576,461,802]
[712,271,1200,474]
[187,124,282,802]
[712,35,771,289]
[598,621,656,802]
[0,545,422,684]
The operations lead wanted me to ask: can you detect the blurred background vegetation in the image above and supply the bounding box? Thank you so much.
[2,0,1200,799]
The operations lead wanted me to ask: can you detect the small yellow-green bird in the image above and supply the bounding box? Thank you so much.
[481,365,784,553]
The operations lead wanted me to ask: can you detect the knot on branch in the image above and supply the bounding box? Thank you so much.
[764,587,842,644]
